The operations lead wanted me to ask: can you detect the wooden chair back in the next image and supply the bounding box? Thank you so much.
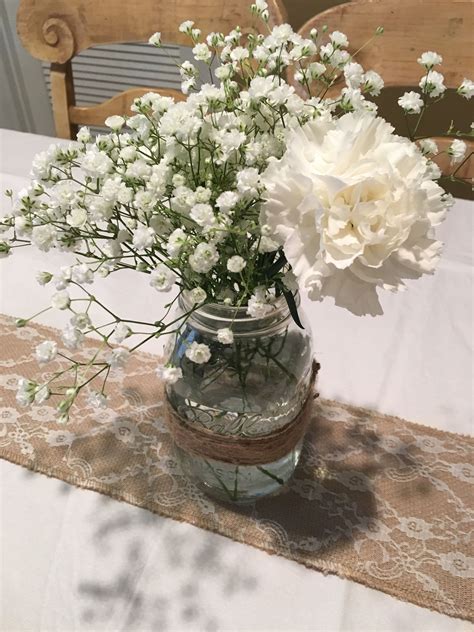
[17,0,287,139]
[296,0,474,179]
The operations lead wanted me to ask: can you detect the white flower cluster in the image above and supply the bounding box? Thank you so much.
[1,12,471,418]
[261,112,453,315]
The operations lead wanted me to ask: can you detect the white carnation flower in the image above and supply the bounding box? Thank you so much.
[185,341,211,364]
[258,235,279,253]
[227,255,246,273]
[150,264,177,291]
[398,91,424,113]
[217,328,234,344]
[35,340,58,364]
[261,112,449,316]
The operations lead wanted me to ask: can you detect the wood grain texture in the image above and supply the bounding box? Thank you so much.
[50,62,77,139]
[297,0,473,89]
[16,0,287,63]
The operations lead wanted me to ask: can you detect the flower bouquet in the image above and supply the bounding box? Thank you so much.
[1,2,472,501]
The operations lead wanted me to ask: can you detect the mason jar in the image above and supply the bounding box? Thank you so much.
[164,293,315,503]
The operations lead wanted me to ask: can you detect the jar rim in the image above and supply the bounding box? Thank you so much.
[179,292,299,334]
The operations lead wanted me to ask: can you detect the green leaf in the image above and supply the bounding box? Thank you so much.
[265,251,287,278]
[283,290,304,330]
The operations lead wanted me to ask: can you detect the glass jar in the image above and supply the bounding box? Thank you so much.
[165,294,314,503]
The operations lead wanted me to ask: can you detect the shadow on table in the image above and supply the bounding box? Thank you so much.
[77,498,257,631]
[72,392,430,630]
[213,407,431,560]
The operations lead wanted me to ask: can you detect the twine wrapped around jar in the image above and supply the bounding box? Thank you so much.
[165,360,320,466]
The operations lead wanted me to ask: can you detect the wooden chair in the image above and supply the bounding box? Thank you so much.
[17,0,287,139]
[295,0,474,179]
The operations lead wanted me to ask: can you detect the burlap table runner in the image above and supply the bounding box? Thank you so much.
[0,314,472,621]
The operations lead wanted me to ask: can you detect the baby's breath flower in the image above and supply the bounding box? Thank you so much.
[179,20,194,34]
[329,31,349,48]
[111,322,132,343]
[185,341,211,364]
[417,51,442,68]
[16,378,37,406]
[448,139,467,164]
[217,328,234,344]
[87,391,108,408]
[51,290,70,310]
[188,242,219,273]
[148,32,161,47]
[157,366,183,384]
[398,91,424,113]
[418,139,438,155]
[108,347,130,369]
[419,71,446,98]
[363,71,384,96]
[183,287,207,305]
[70,313,91,331]
[192,42,212,63]
[77,126,91,143]
[227,255,246,273]
[458,78,474,100]
[132,225,155,251]
[35,340,57,364]
[36,271,52,286]
[62,325,84,350]
[150,264,177,291]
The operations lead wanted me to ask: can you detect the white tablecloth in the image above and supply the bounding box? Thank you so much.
[0,128,472,632]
